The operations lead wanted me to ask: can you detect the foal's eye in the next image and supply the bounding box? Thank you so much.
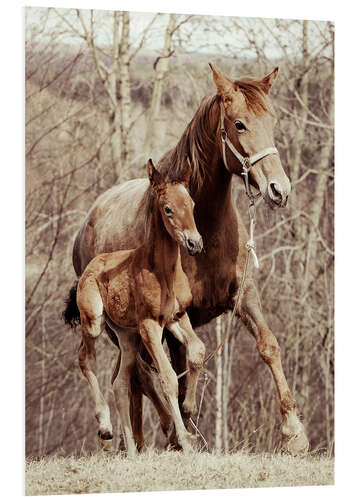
[235,120,246,132]
[164,205,173,215]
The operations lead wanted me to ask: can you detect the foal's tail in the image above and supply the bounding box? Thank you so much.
[62,281,80,329]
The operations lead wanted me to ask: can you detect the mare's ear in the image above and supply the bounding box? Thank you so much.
[147,159,163,189]
[209,63,234,95]
[209,62,243,109]
[260,67,279,94]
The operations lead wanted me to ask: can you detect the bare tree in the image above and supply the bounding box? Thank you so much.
[143,13,176,160]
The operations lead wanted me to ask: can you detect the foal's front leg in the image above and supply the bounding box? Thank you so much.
[238,282,309,454]
[167,313,205,418]
[111,327,140,458]
[139,318,195,453]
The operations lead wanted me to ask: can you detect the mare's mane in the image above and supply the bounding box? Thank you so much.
[159,77,270,192]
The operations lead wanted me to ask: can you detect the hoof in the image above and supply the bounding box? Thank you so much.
[136,441,145,453]
[98,430,113,451]
[180,432,199,454]
[281,411,309,455]
[281,431,309,455]
[125,447,138,459]
[182,401,196,418]
[98,430,113,440]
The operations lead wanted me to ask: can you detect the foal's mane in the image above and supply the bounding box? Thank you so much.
[139,77,269,240]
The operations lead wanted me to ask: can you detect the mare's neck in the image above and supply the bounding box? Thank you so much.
[146,202,179,276]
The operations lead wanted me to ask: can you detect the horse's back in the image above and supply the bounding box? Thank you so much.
[73,178,149,275]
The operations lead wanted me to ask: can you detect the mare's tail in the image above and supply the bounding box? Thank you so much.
[62,281,80,328]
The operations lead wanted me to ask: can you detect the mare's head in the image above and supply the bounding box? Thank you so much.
[209,63,291,208]
[147,160,203,256]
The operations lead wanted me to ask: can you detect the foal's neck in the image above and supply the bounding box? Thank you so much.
[146,201,179,276]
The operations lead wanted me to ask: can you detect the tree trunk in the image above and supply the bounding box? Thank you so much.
[222,331,229,453]
[107,12,122,182]
[143,13,176,160]
[118,11,132,183]
[215,315,223,453]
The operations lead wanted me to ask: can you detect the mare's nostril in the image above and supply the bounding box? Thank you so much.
[269,183,283,203]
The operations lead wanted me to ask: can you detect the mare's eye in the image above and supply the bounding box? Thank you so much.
[235,120,246,132]
[164,205,172,215]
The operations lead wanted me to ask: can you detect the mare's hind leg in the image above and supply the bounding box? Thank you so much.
[239,282,309,454]
[129,382,145,452]
[78,299,113,450]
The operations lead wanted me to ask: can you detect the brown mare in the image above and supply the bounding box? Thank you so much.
[70,64,309,454]
[66,160,205,456]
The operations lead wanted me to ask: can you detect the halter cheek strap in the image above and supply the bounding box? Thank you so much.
[220,105,279,202]
[220,105,280,269]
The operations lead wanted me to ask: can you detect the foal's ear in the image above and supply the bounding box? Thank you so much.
[260,67,279,94]
[209,63,234,97]
[147,159,163,189]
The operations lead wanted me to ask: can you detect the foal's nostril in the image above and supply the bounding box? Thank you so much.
[187,238,195,249]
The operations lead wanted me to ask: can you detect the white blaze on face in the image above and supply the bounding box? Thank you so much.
[164,183,195,247]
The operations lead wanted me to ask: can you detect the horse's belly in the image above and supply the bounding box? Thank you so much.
[102,273,137,329]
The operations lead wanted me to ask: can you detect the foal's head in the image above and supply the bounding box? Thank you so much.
[147,160,203,256]
[209,63,291,208]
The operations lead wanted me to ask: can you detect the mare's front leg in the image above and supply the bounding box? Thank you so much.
[139,319,195,453]
[78,314,113,451]
[167,313,205,418]
[238,281,309,454]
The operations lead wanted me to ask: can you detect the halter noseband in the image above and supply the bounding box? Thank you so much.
[220,105,279,202]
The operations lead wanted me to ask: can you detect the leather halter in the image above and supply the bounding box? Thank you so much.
[220,104,279,202]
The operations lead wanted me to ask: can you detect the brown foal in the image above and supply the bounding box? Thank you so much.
[75,160,204,456]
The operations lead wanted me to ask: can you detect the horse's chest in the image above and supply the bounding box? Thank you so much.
[136,268,190,325]
[185,256,237,310]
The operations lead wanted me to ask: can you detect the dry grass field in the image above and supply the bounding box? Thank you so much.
[25,450,333,496]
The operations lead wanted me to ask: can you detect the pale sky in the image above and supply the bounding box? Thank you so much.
[25,6,332,61]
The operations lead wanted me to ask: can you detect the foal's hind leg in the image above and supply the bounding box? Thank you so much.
[78,309,113,450]
[239,282,309,454]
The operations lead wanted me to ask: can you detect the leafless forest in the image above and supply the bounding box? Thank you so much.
[25,7,334,458]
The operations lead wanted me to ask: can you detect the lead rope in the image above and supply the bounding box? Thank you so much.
[177,107,264,443]
[177,194,259,446]
[177,198,259,383]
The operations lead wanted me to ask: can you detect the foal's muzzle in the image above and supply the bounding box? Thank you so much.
[183,232,203,256]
